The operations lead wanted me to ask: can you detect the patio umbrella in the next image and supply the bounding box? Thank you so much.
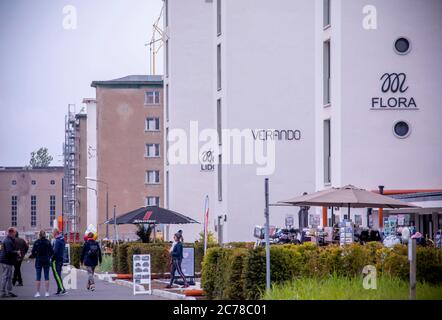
[105,206,199,225]
[278,185,419,221]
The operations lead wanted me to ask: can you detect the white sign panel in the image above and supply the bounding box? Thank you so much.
[133,254,151,295]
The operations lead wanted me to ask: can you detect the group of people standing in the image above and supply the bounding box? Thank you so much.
[0,227,67,298]
[1,227,102,298]
[1,226,189,298]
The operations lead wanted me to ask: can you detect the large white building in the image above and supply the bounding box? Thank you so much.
[163,0,442,242]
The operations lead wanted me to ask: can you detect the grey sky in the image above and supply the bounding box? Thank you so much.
[0,0,163,166]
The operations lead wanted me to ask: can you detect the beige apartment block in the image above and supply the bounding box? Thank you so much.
[0,167,63,240]
[91,75,164,240]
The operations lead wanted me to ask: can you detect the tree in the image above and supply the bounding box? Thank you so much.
[199,230,217,245]
[30,147,53,167]
[136,224,153,243]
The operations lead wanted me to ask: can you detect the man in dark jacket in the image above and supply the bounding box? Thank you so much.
[80,233,102,291]
[51,228,66,295]
[0,228,19,298]
[12,232,29,286]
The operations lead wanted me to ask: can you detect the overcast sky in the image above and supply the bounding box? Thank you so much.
[0,0,163,166]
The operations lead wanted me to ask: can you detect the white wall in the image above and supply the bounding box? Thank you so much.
[339,0,442,191]
[86,100,97,228]
[165,0,216,241]
[220,0,317,241]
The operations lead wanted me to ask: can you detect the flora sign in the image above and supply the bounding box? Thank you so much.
[371,72,418,110]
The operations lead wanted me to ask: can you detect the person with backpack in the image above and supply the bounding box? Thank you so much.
[51,228,66,295]
[0,227,19,298]
[12,231,29,287]
[80,232,102,291]
[30,230,54,297]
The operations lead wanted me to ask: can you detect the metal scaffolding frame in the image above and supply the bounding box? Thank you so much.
[63,104,79,238]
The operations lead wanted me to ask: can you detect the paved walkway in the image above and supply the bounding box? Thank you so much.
[1,260,165,300]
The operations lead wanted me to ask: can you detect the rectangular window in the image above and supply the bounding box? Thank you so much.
[145,91,160,105]
[217,0,222,35]
[324,0,331,27]
[218,154,222,201]
[323,40,331,105]
[50,195,56,223]
[217,99,222,145]
[146,117,160,131]
[31,195,37,227]
[11,196,17,227]
[146,170,160,184]
[146,196,160,206]
[146,143,160,157]
[165,39,169,77]
[217,44,222,91]
[324,119,331,184]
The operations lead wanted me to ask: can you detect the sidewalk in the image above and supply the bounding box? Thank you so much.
[0,260,166,300]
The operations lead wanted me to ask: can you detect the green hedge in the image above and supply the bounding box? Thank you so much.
[70,244,82,269]
[127,243,170,275]
[201,243,442,300]
[112,242,215,274]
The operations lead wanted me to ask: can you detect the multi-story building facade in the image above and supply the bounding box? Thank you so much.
[164,0,442,242]
[0,167,63,240]
[74,112,88,234]
[91,75,164,240]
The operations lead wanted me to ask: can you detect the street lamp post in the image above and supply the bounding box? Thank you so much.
[85,177,109,239]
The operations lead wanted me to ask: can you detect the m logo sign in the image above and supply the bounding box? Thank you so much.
[371,72,417,110]
[380,73,408,93]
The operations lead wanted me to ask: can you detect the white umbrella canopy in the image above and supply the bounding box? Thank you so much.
[279,185,420,209]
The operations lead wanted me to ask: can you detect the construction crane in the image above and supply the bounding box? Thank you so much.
[146,4,165,75]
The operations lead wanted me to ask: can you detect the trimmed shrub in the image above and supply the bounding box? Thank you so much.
[70,243,82,269]
[417,247,442,284]
[201,247,223,300]
[224,248,248,300]
[115,242,132,274]
[201,242,442,300]
[127,243,170,275]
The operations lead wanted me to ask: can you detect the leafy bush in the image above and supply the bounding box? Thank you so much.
[127,243,170,275]
[70,243,82,269]
[201,247,223,300]
[223,248,248,300]
[201,243,442,300]
[115,242,132,274]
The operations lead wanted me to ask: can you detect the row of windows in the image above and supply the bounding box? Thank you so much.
[31,195,37,227]
[11,179,56,186]
[10,195,56,227]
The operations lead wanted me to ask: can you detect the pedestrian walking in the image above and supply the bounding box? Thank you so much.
[80,232,102,291]
[166,231,189,289]
[12,232,29,287]
[0,227,19,298]
[30,230,53,297]
[51,228,66,295]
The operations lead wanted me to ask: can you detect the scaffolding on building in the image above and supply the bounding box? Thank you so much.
[63,104,79,241]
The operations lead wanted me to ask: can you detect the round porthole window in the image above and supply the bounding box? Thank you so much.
[394,37,411,55]
[393,121,411,138]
